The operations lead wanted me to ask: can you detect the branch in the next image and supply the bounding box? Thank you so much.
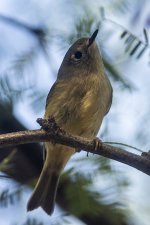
[0,118,150,176]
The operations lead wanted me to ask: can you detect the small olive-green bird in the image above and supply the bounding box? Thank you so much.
[27,29,112,215]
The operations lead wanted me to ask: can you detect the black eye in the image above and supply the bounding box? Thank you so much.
[74,51,82,59]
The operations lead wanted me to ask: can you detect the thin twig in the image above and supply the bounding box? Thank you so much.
[0,118,149,176]
[104,141,143,152]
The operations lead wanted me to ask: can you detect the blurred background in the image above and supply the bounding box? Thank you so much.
[0,0,150,224]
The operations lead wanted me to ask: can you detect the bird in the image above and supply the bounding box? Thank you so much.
[27,29,112,215]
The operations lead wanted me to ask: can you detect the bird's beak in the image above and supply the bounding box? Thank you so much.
[88,29,99,47]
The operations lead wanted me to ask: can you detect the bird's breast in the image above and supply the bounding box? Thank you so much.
[59,76,104,138]
[45,73,111,139]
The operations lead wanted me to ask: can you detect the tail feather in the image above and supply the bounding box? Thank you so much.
[27,169,60,215]
[41,174,59,215]
[27,143,74,215]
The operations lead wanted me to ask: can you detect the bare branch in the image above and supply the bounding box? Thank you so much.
[0,118,150,176]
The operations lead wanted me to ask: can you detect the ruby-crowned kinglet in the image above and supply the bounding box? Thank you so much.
[27,29,112,215]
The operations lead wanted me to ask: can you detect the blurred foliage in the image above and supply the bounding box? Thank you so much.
[57,167,129,225]
[120,28,149,60]
[22,218,43,225]
[0,186,22,207]
[0,50,36,99]
[61,167,127,215]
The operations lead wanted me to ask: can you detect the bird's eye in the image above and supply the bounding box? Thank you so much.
[74,51,82,60]
[71,51,82,61]
[71,51,83,62]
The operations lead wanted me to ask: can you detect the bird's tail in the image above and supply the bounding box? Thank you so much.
[27,166,60,215]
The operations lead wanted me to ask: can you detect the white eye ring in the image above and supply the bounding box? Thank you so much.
[71,51,82,61]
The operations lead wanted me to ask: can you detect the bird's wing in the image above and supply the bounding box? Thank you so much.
[104,73,113,115]
[45,82,58,109]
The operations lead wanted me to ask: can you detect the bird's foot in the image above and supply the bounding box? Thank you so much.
[86,137,102,157]
[93,137,102,151]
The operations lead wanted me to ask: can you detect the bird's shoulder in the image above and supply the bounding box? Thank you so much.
[45,82,57,109]
[45,80,67,108]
